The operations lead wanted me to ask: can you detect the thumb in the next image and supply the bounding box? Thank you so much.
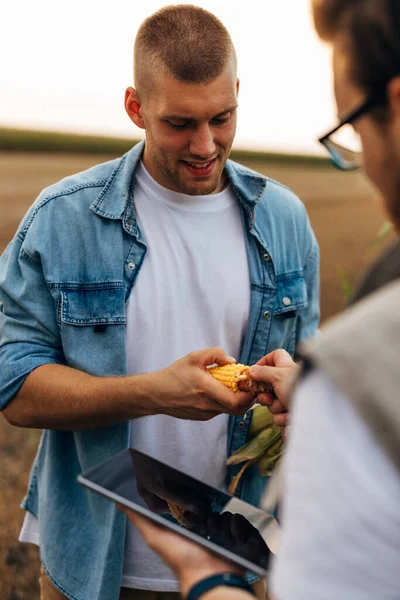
[249,364,278,384]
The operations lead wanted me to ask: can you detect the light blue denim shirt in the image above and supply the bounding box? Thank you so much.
[0,141,319,600]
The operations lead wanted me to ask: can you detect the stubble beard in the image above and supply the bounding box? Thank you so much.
[157,147,228,196]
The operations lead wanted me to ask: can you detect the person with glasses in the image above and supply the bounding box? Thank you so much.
[120,1,400,599]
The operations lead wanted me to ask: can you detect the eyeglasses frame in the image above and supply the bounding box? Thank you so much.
[318,88,388,170]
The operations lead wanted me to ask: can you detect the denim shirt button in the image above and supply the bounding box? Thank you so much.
[127,220,133,227]
[127,262,136,270]
[263,252,271,262]
[238,421,246,429]
[263,311,270,319]
[282,296,292,306]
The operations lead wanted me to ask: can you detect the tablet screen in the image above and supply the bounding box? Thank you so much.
[79,448,274,574]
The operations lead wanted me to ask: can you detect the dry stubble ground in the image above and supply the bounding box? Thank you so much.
[0,152,394,599]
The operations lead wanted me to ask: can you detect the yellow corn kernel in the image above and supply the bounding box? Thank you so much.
[208,363,250,392]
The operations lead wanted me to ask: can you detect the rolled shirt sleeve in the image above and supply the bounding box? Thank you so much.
[0,233,63,410]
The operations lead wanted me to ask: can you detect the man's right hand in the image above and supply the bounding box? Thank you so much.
[151,347,254,421]
[4,347,254,430]
[249,349,300,438]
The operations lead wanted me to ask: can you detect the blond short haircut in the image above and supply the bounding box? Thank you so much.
[134,4,236,95]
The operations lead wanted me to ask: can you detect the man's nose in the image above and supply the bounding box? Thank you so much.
[189,125,216,158]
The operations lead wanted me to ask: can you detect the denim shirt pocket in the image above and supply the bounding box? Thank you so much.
[269,276,308,356]
[58,284,127,375]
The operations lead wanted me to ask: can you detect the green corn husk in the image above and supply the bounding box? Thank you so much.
[257,433,285,476]
[249,405,275,437]
[227,407,284,494]
[226,426,278,466]
[257,451,284,477]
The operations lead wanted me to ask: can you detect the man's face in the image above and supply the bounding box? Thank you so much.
[333,37,400,227]
[134,64,239,195]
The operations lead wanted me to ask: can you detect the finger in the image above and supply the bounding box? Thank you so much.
[190,346,236,368]
[205,386,254,415]
[255,349,294,368]
[257,395,286,414]
[267,400,287,414]
[256,393,274,406]
[249,364,277,384]
[255,354,274,367]
[274,412,290,427]
[269,349,296,368]
[228,394,257,416]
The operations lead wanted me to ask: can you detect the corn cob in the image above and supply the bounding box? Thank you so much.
[208,363,275,397]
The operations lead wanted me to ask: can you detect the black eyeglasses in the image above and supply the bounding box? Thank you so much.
[318,89,387,171]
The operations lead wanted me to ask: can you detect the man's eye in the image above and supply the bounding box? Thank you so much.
[211,115,231,126]
[167,121,189,129]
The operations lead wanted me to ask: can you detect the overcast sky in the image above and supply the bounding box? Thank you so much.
[1,0,336,154]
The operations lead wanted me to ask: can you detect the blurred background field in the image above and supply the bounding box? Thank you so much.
[2,1,392,597]
[0,131,394,599]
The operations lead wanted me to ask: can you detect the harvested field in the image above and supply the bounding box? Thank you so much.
[0,152,394,598]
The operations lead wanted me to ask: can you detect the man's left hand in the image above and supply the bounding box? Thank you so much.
[117,505,242,597]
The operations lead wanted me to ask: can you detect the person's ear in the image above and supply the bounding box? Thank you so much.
[236,78,240,97]
[387,76,400,121]
[125,87,146,130]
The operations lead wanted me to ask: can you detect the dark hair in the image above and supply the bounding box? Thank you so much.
[312,0,400,96]
[134,4,236,91]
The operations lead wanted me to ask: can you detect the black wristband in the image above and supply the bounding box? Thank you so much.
[186,573,255,600]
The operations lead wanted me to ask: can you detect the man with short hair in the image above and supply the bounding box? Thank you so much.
[0,5,319,600]
[124,2,400,599]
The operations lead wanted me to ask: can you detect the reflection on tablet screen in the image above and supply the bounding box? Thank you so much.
[81,448,273,572]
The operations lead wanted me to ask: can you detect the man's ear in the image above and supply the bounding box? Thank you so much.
[125,87,146,130]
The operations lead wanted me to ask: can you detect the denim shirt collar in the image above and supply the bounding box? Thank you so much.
[224,159,269,248]
[224,159,266,212]
[90,140,268,241]
[90,141,146,237]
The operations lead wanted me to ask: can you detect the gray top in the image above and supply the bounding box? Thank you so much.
[302,278,400,474]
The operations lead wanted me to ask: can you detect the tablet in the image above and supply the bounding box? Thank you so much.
[78,448,277,576]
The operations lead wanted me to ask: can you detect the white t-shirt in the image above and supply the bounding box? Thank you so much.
[271,369,400,600]
[122,163,250,590]
[20,162,251,592]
